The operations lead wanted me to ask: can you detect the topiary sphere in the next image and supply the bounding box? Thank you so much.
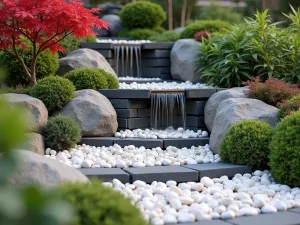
[180,20,230,39]
[120,1,166,29]
[101,70,119,89]
[0,47,59,87]
[64,68,108,90]
[57,180,148,225]
[220,120,273,170]
[30,76,75,114]
[43,115,81,151]
[269,111,300,187]
[128,29,159,40]
[278,94,300,118]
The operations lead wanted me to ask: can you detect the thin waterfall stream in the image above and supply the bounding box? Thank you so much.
[114,44,142,77]
[151,92,186,129]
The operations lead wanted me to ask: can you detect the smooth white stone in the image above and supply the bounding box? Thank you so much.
[211,212,220,219]
[133,180,147,188]
[253,199,267,208]
[132,162,145,168]
[272,200,288,211]
[50,150,57,156]
[201,177,214,187]
[191,183,204,191]
[180,196,194,205]
[221,211,235,219]
[178,183,191,190]
[214,205,226,214]
[151,218,164,225]
[170,199,182,210]
[115,160,126,168]
[177,213,195,223]
[239,207,259,216]
[169,186,183,196]
[162,214,177,224]
[162,159,172,166]
[261,205,277,213]
[81,160,92,168]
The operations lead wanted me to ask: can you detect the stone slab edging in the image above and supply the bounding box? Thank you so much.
[79,137,210,149]
[77,162,252,184]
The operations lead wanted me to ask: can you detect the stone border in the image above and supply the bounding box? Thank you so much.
[79,137,210,149]
[78,162,252,184]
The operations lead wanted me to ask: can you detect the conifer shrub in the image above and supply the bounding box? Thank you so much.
[269,111,300,187]
[220,120,273,170]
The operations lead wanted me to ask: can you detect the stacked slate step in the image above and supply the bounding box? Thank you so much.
[80,42,173,79]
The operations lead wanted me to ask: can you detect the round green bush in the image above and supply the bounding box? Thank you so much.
[0,47,59,87]
[43,115,81,151]
[120,1,166,29]
[220,120,273,170]
[153,26,165,33]
[64,68,108,90]
[57,180,148,225]
[102,71,119,89]
[180,20,231,39]
[128,29,159,40]
[278,94,300,118]
[30,76,75,113]
[269,111,300,187]
[150,31,181,42]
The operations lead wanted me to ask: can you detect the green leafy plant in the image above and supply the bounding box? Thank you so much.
[128,29,159,40]
[0,46,59,87]
[57,180,149,225]
[102,71,119,89]
[0,69,74,225]
[180,20,230,39]
[269,111,300,187]
[149,31,181,42]
[153,26,165,33]
[243,77,300,107]
[278,94,300,118]
[43,115,81,151]
[220,120,273,170]
[120,1,166,29]
[197,25,253,87]
[30,76,75,114]
[64,68,109,90]
[0,86,32,95]
[59,35,96,58]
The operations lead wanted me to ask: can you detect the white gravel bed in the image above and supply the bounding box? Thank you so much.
[104,171,300,224]
[119,81,212,90]
[118,77,161,81]
[115,127,208,139]
[45,144,219,169]
[97,39,151,44]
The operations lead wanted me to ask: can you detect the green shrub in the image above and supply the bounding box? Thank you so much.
[150,31,181,42]
[43,115,81,151]
[128,29,159,40]
[120,1,166,29]
[153,26,165,33]
[59,35,96,58]
[278,95,300,118]
[30,76,75,113]
[64,68,108,90]
[57,180,148,225]
[0,47,59,87]
[180,20,230,39]
[102,71,119,89]
[0,85,31,95]
[220,120,273,170]
[269,111,300,187]
[118,28,131,37]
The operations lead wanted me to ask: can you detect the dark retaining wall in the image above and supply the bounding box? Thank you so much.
[80,42,174,79]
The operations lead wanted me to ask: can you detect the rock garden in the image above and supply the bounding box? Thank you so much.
[0,0,300,225]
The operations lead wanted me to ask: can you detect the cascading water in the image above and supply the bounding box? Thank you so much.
[151,92,186,129]
[114,44,142,77]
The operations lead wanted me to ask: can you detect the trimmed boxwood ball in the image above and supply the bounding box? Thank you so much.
[43,115,81,152]
[57,180,148,225]
[0,47,59,87]
[30,76,75,114]
[64,68,108,90]
[101,70,119,89]
[128,29,160,40]
[180,20,230,39]
[120,1,166,29]
[278,94,300,118]
[269,111,300,187]
[220,120,273,170]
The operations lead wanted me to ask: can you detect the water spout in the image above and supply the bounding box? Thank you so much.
[151,91,186,129]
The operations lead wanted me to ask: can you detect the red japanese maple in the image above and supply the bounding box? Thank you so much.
[0,0,108,85]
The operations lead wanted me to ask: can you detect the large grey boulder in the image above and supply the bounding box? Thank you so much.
[204,87,248,131]
[1,94,48,132]
[56,90,118,137]
[171,39,201,83]
[22,133,45,155]
[58,48,117,77]
[210,98,279,154]
[8,150,88,187]
[102,14,121,36]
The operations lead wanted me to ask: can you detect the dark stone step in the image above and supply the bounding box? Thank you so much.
[78,168,129,183]
[79,137,209,149]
